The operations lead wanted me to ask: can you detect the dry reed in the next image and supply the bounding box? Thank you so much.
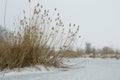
[0,2,80,71]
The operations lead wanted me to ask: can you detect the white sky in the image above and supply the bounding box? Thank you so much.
[0,0,120,49]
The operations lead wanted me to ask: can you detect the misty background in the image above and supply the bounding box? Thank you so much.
[0,0,120,49]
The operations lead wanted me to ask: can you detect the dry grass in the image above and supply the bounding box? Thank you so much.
[0,2,80,71]
[60,49,84,58]
[59,45,120,59]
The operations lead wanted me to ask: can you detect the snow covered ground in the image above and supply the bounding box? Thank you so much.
[0,58,120,80]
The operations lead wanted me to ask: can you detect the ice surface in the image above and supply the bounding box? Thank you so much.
[0,58,120,80]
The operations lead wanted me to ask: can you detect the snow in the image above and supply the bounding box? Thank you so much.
[0,58,120,80]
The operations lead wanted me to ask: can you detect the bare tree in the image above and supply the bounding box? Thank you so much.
[85,42,92,54]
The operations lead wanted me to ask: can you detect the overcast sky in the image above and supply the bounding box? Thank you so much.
[0,0,120,49]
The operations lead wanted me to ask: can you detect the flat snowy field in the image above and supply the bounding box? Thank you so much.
[0,58,120,80]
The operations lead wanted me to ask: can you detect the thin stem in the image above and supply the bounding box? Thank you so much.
[4,0,7,29]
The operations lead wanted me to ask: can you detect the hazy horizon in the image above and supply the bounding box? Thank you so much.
[0,0,120,49]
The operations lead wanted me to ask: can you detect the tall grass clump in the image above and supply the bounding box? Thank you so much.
[0,1,80,71]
